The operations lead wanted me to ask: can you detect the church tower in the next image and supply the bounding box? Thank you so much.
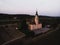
[28,10,42,31]
[35,11,39,25]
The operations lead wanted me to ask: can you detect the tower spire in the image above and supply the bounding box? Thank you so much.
[35,10,39,24]
[35,10,38,16]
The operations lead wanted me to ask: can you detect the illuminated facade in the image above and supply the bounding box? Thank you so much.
[28,11,42,31]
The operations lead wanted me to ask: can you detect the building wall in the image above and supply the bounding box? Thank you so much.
[29,24,42,31]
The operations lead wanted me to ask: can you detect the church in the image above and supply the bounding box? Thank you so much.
[18,11,50,35]
[27,11,42,31]
[26,11,50,35]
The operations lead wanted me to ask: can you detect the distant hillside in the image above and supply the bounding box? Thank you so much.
[0,13,60,18]
[0,13,60,25]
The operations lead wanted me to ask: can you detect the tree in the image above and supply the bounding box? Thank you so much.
[18,19,34,36]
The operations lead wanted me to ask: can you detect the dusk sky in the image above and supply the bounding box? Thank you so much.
[0,0,60,16]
